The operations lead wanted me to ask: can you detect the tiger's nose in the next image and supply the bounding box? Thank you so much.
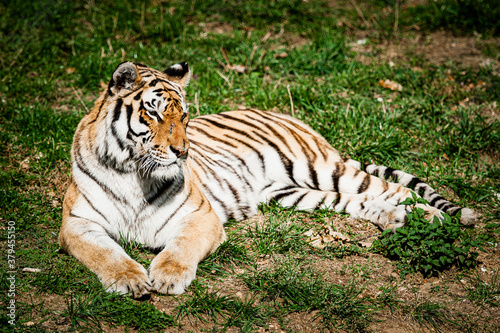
[170,146,188,157]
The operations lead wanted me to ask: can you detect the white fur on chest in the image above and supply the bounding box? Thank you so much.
[72,162,194,248]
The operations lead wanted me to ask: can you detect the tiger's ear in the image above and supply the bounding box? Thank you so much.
[110,62,139,93]
[164,62,190,88]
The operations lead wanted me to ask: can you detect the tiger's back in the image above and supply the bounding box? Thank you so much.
[187,109,343,222]
[188,109,475,229]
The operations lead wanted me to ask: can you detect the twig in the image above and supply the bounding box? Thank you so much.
[393,0,399,35]
[9,47,24,68]
[352,233,380,243]
[194,92,200,117]
[216,58,227,70]
[215,70,231,87]
[248,44,258,67]
[273,26,285,40]
[107,38,114,52]
[342,19,358,31]
[220,47,231,68]
[258,50,267,63]
[287,84,294,117]
[348,0,371,29]
[71,86,90,113]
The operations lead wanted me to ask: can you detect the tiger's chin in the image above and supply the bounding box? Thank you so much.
[138,160,185,181]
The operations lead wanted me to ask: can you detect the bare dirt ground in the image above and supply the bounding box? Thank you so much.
[350,30,499,73]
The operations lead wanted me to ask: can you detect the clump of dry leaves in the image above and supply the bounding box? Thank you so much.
[304,225,349,249]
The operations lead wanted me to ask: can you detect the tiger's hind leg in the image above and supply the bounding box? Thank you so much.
[362,163,478,225]
[277,159,451,227]
[318,159,476,225]
[262,186,408,230]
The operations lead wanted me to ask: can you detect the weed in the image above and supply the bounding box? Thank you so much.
[376,285,401,314]
[373,194,484,277]
[243,258,373,332]
[411,300,453,333]
[176,281,268,331]
[462,270,500,307]
[62,291,102,330]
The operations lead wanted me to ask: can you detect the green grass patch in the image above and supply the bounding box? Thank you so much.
[176,281,269,331]
[462,270,500,307]
[198,222,252,276]
[62,290,175,332]
[246,204,310,255]
[244,258,374,332]
[411,300,454,333]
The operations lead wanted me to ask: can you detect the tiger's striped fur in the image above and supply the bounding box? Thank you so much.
[59,62,477,298]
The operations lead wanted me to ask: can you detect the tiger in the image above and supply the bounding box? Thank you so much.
[59,61,477,298]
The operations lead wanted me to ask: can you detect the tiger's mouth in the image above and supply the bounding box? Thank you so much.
[137,149,188,177]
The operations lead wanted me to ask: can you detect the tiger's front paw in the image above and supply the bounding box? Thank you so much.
[100,261,152,298]
[149,255,197,295]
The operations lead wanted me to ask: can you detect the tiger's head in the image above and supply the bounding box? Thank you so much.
[95,62,191,180]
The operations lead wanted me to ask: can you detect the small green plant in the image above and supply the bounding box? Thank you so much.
[411,300,453,333]
[462,270,500,307]
[376,285,401,314]
[373,194,483,277]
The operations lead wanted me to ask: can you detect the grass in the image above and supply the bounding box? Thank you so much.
[62,289,176,332]
[243,257,374,331]
[462,270,500,307]
[1,0,499,332]
[410,300,453,333]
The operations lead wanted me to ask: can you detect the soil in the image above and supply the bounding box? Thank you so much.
[350,30,500,74]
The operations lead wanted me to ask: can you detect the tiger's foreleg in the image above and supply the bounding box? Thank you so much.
[149,194,226,295]
[60,186,151,298]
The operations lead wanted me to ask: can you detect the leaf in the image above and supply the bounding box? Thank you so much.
[439,256,447,266]
[400,198,413,205]
[359,241,373,248]
[274,51,288,59]
[377,79,403,91]
[229,64,247,73]
[304,226,348,249]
